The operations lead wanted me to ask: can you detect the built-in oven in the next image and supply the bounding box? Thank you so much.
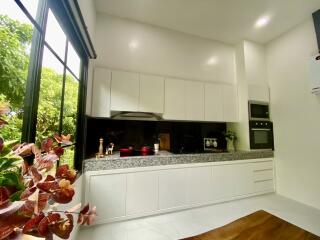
[249,120,274,150]
[248,101,270,121]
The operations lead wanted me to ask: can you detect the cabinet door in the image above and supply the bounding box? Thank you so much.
[212,165,234,201]
[91,68,111,117]
[204,83,223,121]
[111,70,139,111]
[164,78,185,120]
[159,169,187,210]
[248,84,269,102]
[186,166,213,205]
[126,171,158,215]
[185,81,204,121]
[87,174,126,222]
[222,84,239,122]
[139,74,164,113]
[233,163,254,196]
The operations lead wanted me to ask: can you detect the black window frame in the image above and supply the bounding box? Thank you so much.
[14,0,96,171]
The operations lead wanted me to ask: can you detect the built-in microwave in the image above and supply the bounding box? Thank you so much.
[248,101,270,121]
[249,120,274,150]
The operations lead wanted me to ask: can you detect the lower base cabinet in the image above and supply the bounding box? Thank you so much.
[126,171,159,215]
[85,159,274,224]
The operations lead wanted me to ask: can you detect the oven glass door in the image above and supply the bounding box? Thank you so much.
[250,104,269,120]
[249,123,274,150]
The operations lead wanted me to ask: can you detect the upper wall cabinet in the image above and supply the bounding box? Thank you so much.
[110,70,140,111]
[139,74,164,113]
[164,78,185,120]
[222,85,239,122]
[248,84,269,102]
[204,83,223,122]
[185,81,204,121]
[91,68,111,118]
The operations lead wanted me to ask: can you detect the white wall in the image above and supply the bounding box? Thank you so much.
[77,0,96,42]
[95,14,236,84]
[266,18,320,209]
[77,0,96,115]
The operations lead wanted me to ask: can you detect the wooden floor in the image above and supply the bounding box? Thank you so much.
[182,210,320,240]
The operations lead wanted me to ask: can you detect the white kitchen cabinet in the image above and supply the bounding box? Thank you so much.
[91,68,111,117]
[248,84,269,102]
[185,81,204,121]
[110,70,140,111]
[186,166,213,204]
[222,84,239,122]
[126,171,159,215]
[233,163,254,196]
[164,78,185,120]
[139,74,164,113]
[159,168,187,210]
[87,174,126,222]
[204,83,224,122]
[212,165,234,200]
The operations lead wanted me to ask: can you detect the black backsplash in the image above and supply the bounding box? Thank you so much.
[85,117,227,157]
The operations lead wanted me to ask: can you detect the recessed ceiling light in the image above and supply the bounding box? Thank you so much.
[255,16,270,28]
[129,40,139,50]
[207,56,218,66]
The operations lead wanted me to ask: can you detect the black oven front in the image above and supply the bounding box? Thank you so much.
[249,120,274,150]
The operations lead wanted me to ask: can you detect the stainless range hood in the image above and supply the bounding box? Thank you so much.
[111,111,163,121]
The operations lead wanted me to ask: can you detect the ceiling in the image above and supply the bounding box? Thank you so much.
[94,0,320,44]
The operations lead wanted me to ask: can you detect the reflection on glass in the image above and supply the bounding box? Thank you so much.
[45,10,66,60]
[67,42,81,78]
[0,1,35,140]
[36,47,63,144]
[60,146,75,169]
[62,71,79,140]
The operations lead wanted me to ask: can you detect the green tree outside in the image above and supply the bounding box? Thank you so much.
[0,14,78,168]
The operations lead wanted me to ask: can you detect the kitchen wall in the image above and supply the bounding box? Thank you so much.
[94,14,236,84]
[77,0,96,115]
[266,18,320,209]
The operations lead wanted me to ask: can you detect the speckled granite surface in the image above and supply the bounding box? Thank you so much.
[83,150,274,172]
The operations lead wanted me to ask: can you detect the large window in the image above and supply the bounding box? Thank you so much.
[0,0,95,170]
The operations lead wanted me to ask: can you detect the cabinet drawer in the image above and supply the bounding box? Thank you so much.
[252,161,273,171]
[254,180,274,192]
[254,169,273,182]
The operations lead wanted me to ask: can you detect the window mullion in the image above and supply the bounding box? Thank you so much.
[21,0,49,143]
[58,38,69,135]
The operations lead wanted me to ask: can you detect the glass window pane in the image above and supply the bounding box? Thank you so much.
[0,1,36,141]
[45,10,66,60]
[60,146,75,169]
[36,47,64,145]
[67,42,81,78]
[62,71,79,141]
[19,0,40,22]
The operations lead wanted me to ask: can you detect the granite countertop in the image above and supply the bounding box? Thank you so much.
[83,150,274,172]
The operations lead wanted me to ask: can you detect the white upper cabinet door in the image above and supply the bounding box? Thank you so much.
[204,83,223,122]
[159,168,187,210]
[110,70,140,111]
[222,84,239,122]
[87,174,126,222]
[126,171,159,216]
[248,84,270,102]
[185,81,204,121]
[139,74,165,113]
[212,165,235,201]
[91,68,111,118]
[186,166,213,205]
[164,78,185,120]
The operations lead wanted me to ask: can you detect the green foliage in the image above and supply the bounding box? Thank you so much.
[0,15,32,109]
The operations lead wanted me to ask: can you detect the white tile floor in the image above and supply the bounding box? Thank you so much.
[77,194,320,240]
